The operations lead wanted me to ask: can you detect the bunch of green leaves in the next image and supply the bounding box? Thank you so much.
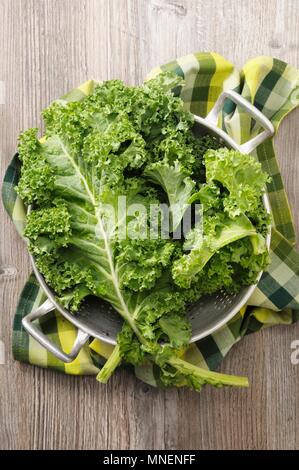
[16,73,270,391]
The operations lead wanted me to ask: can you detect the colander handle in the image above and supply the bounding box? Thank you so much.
[22,299,90,363]
[205,89,275,153]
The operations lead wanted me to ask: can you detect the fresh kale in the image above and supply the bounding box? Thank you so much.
[16,73,271,391]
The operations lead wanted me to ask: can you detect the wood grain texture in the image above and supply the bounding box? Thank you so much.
[0,0,299,450]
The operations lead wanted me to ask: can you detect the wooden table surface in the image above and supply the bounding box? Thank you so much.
[0,0,299,450]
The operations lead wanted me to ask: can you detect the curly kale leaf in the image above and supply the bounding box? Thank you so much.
[172,213,262,288]
[16,129,55,205]
[144,160,196,231]
[204,148,270,218]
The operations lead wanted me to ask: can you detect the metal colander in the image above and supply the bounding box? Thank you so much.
[22,90,273,363]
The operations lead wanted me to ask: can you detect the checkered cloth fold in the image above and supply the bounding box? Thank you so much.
[2,52,299,387]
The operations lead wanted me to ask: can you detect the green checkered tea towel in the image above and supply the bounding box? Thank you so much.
[2,52,299,387]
